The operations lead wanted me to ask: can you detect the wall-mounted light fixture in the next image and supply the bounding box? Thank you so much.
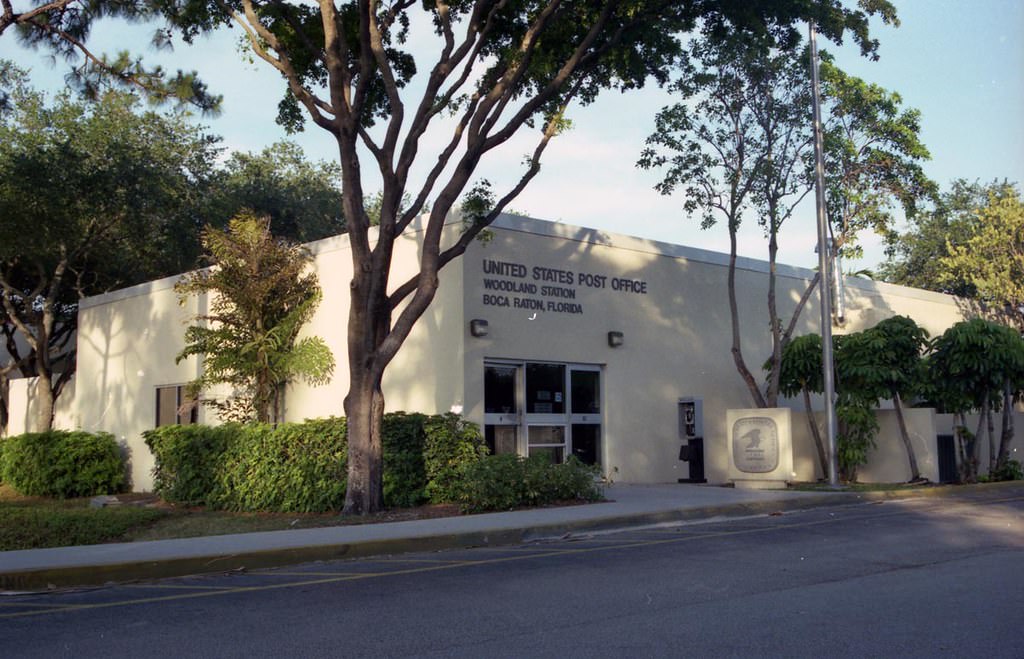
[607,331,624,348]
[470,319,489,337]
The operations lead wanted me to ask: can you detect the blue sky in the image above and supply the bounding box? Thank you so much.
[3,0,1022,273]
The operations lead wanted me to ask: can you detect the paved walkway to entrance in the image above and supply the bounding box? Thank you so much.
[0,482,981,591]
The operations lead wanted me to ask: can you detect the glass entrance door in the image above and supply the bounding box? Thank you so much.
[484,364,519,455]
[484,361,602,466]
[569,367,601,465]
[525,362,567,463]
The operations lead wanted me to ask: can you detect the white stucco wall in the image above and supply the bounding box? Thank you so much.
[5,376,76,437]
[935,411,1024,478]
[21,213,1010,491]
[459,216,969,485]
[68,219,464,491]
[72,273,207,490]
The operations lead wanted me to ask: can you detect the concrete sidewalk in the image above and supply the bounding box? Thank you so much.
[0,483,956,591]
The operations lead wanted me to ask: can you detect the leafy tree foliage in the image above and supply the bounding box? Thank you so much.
[776,333,828,478]
[207,141,345,243]
[175,213,335,424]
[819,59,934,261]
[927,318,1024,482]
[1,0,218,110]
[0,69,219,430]
[779,326,918,483]
[835,316,928,481]
[880,180,1015,300]
[132,0,895,513]
[641,21,922,410]
[939,184,1024,330]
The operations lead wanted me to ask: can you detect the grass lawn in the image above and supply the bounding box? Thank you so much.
[0,485,462,551]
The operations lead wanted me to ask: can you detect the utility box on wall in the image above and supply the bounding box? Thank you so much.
[727,408,793,489]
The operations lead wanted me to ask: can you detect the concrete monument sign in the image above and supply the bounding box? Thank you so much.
[727,408,794,489]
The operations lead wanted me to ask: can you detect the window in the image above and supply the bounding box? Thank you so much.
[484,361,603,466]
[155,385,198,427]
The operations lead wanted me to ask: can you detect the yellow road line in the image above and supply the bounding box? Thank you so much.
[3,495,1020,620]
[122,583,238,591]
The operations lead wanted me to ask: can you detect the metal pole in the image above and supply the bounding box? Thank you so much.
[809,21,839,486]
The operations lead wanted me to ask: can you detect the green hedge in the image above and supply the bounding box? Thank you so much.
[143,424,240,506]
[0,430,126,498]
[382,412,429,508]
[216,418,348,512]
[145,412,489,513]
[455,454,603,513]
[423,413,489,504]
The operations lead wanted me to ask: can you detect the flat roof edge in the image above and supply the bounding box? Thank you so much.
[490,214,959,307]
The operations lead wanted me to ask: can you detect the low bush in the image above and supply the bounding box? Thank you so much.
[382,412,429,508]
[143,424,240,506]
[146,413,598,514]
[146,413,485,512]
[215,418,347,513]
[423,413,488,504]
[836,402,878,483]
[0,430,126,498]
[990,458,1023,482]
[456,454,602,513]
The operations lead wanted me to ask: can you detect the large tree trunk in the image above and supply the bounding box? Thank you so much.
[0,373,8,435]
[892,391,921,482]
[803,387,828,479]
[343,369,385,515]
[986,401,996,475]
[962,402,988,483]
[996,380,1015,473]
[764,221,781,408]
[33,369,55,432]
[727,224,767,408]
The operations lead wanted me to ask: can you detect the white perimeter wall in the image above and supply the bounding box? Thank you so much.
[460,216,970,485]
[20,214,1015,490]
[70,220,465,491]
[5,376,76,437]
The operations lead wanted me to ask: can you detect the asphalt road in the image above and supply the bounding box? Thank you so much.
[3,487,1023,658]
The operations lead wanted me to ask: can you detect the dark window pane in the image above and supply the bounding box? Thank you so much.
[528,425,565,446]
[485,365,518,414]
[526,363,565,414]
[156,387,177,427]
[571,424,601,466]
[571,370,600,414]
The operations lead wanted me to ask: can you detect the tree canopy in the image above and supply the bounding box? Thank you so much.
[1,0,219,111]
[135,0,897,514]
[207,141,345,243]
[0,68,220,429]
[819,58,934,261]
[639,19,924,411]
[880,181,1017,295]
[0,66,340,432]
[939,185,1024,330]
[175,213,335,424]
[927,318,1024,481]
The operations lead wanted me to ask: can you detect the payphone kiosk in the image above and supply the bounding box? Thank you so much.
[677,397,707,483]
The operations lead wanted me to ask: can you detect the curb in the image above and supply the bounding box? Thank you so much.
[2,482,1019,591]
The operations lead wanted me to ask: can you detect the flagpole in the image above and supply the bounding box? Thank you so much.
[809,20,839,486]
